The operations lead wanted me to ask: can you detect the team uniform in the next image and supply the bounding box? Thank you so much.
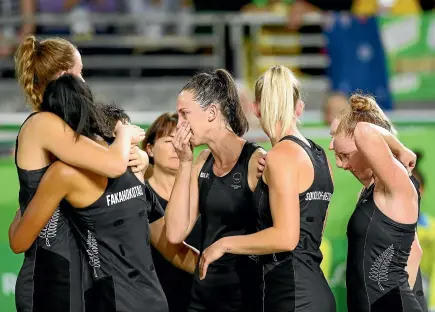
[414,269,428,312]
[147,181,201,312]
[188,142,263,312]
[14,112,84,312]
[411,176,428,312]
[253,135,336,312]
[65,169,168,312]
[346,177,423,312]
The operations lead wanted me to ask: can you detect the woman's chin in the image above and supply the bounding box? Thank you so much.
[190,136,200,147]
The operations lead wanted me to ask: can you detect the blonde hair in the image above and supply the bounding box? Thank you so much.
[15,36,77,110]
[337,93,397,137]
[254,65,300,139]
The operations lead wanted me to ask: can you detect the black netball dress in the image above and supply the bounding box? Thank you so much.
[253,135,336,312]
[188,142,263,312]
[14,112,84,312]
[65,169,168,312]
[411,176,428,312]
[346,180,422,312]
[147,181,201,312]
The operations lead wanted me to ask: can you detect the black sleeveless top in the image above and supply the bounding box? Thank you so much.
[14,112,84,312]
[411,177,428,312]
[196,141,262,285]
[65,169,168,312]
[147,181,201,312]
[254,135,334,265]
[346,177,422,312]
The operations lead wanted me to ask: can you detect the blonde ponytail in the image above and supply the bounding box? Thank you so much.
[255,65,299,140]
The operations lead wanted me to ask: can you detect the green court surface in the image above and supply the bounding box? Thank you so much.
[0,126,434,311]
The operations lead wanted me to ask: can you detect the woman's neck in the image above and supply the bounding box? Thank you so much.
[358,175,375,188]
[270,125,305,147]
[205,129,245,169]
[147,166,176,201]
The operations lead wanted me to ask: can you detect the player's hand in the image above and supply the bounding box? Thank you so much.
[256,155,266,179]
[172,121,193,163]
[397,148,416,175]
[115,122,145,145]
[129,146,149,173]
[199,239,226,280]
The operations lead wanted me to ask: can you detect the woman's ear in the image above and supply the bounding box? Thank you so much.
[252,102,261,118]
[208,104,218,122]
[145,143,154,158]
[295,100,305,118]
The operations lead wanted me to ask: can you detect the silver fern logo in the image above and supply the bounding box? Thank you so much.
[369,244,395,291]
[86,230,101,278]
[38,208,60,247]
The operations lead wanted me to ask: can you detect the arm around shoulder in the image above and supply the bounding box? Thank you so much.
[9,161,74,253]
[34,112,131,178]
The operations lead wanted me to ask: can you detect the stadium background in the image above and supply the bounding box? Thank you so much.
[1,0,435,311]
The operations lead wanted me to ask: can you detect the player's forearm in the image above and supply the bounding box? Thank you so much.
[8,209,21,252]
[170,243,199,274]
[9,210,36,254]
[165,162,193,243]
[407,235,423,288]
[220,227,299,256]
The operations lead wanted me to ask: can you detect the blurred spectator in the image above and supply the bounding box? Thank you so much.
[323,92,348,126]
[286,0,435,29]
[236,81,262,132]
[286,0,393,110]
[192,0,250,12]
[0,0,34,58]
[126,0,193,38]
[286,0,435,111]
[36,0,119,36]
[191,1,251,75]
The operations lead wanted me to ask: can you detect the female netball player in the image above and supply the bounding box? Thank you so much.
[198,65,336,311]
[329,112,426,311]
[9,87,198,311]
[332,94,422,311]
[166,69,265,312]
[12,35,146,312]
[143,112,201,312]
[14,36,146,176]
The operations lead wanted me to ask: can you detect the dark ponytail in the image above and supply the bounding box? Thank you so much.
[181,69,249,137]
[40,74,110,140]
[214,69,249,136]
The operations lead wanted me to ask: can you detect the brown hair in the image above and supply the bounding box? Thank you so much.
[181,69,249,137]
[336,93,397,137]
[15,36,77,110]
[142,112,178,165]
